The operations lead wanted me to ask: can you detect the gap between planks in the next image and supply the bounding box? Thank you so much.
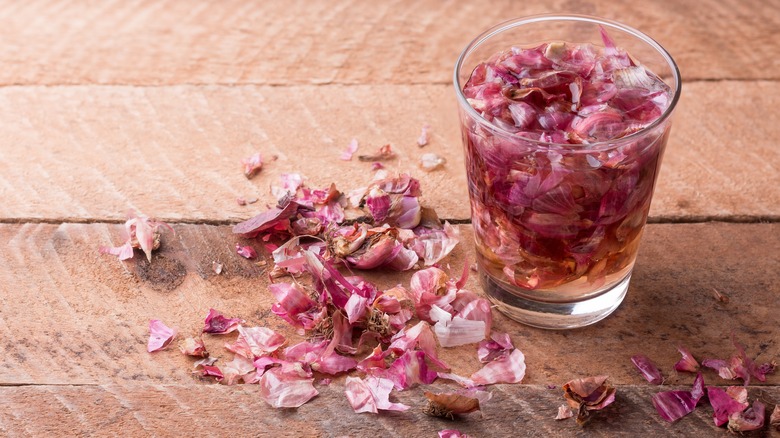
[0,382,98,387]
[0,216,778,226]
[0,382,775,390]
[0,78,776,89]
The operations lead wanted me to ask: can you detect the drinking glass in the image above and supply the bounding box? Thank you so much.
[454,15,681,329]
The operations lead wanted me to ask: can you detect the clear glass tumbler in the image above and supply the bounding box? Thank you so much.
[454,15,681,329]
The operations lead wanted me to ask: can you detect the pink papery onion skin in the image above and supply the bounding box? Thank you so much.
[728,400,765,432]
[236,244,258,259]
[179,336,207,357]
[344,376,410,414]
[439,430,473,438]
[707,386,749,427]
[147,319,177,353]
[434,316,486,348]
[555,405,574,420]
[477,332,514,363]
[100,212,173,262]
[259,367,319,408]
[769,404,780,431]
[674,346,699,373]
[471,348,526,385]
[374,350,439,390]
[241,152,263,179]
[224,325,286,359]
[202,308,244,334]
[341,138,359,161]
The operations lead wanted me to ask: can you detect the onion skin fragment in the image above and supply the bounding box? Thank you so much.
[630,354,663,384]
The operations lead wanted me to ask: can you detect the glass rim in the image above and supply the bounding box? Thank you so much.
[453,14,682,149]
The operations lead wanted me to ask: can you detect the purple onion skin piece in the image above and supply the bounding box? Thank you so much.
[651,373,704,423]
[652,391,697,423]
[631,354,663,385]
[460,39,672,296]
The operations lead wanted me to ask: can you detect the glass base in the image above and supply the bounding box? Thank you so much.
[481,271,631,329]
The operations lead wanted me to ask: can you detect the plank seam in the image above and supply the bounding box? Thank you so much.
[0,383,776,390]
[0,216,778,226]
[0,383,99,387]
[0,78,775,88]
[646,215,780,224]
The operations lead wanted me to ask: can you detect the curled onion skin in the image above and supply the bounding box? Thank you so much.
[202,308,244,334]
[708,386,749,427]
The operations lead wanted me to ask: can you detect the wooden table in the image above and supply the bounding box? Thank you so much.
[0,1,778,436]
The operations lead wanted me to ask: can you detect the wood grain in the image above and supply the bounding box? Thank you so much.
[0,82,777,223]
[0,223,777,388]
[0,383,778,437]
[0,0,776,86]
[651,80,780,221]
[2,1,777,436]
[0,84,468,222]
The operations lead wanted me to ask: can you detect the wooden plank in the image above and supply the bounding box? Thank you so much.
[0,84,467,222]
[651,80,780,221]
[0,383,777,437]
[0,0,775,85]
[0,223,777,388]
[0,83,777,223]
